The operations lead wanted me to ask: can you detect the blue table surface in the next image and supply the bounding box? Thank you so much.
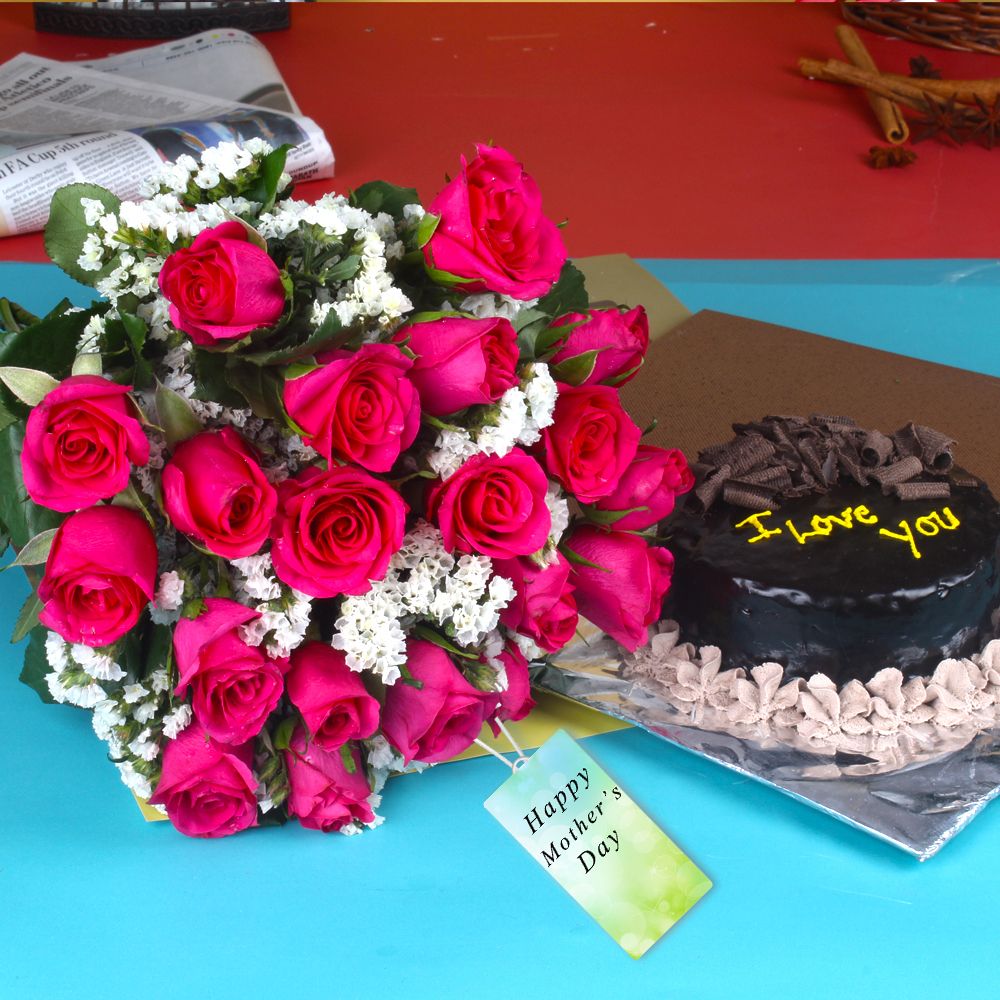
[2,260,998,1000]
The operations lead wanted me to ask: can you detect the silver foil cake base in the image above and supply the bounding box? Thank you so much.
[536,626,1000,861]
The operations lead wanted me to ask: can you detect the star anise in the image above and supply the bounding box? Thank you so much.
[909,55,942,80]
[911,94,971,145]
[969,93,1000,149]
[867,145,917,169]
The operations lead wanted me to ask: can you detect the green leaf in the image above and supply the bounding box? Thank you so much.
[10,527,58,567]
[43,183,120,286]
[18,626,55,703]
[0,306,99,385]
[223,363,287,421]
[549,349,601,386]
[0,395,17,436]
[190,350,251,410]
[245,144,292,214]
[181,597,205,620]
[415,212,439,248]
[532,317,586,359]
[110,482,155,529]
[580,504,649,527]
[143,622,173,674]
[559,544,612,574]
[349,180,421,219]
[283,360,321,382]
[0,298,39,334]
[412,623,479,660]
[11,589,44,644]
[116,313,152,389]
[339,743,358,774]
[154,381,202,449]
[238,307,348,367]
[321,254,360,283]
[0,367,60,406]
[272,715,297,752]
[71,352,102,376]
[0,423,64,551]
[220,209,268,250]
[535,262,588,319]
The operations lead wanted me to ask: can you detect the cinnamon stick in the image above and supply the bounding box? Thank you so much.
[881,73,1000,107]
[798,58,937,112]
[835,25,908,144]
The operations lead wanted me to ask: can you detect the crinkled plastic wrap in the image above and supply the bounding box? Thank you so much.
[536,628,1000,861]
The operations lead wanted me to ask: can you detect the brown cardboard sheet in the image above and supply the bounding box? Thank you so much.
[619,308,1000,487]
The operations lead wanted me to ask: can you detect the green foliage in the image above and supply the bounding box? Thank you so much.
[0,422,64,552]
[0,307,99,393]
[18,626,54,704]
[237,304,348,367]
[535,261,588,319]
[154,380,202,449]
[43,183,120,286]
[549,348,601,386]
[245,144,292,214]
[9,527,58,568]
[350,180,421,220]
[11,590,44,645]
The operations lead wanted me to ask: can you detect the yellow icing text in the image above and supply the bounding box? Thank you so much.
[733,510,783,543]
[735,503,961,561]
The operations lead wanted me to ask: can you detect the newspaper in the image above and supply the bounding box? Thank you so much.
[0,32,333,237]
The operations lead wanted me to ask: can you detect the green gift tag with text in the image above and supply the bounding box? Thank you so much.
[485,730,711,959]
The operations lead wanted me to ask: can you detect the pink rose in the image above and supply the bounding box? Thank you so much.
[566,525,674,652]
[548,306,649,386]
[392,315,518,416]
[173,597,286,745]
[382,639,495,764]
[592,446,695,531]
[162,427,277,559]
[271,465,406,599]
[20,375,149,513]
[493,553,578,654]
[150,721,258,838]
[38,506,157,647]
[286,642,380,750]
[423,144,567,300]
[285,731,374,833]
[157,220,285,345]
[283,344,420,473]
[540,384,641,502]
[426,448,550,559]
[488,642,536,734]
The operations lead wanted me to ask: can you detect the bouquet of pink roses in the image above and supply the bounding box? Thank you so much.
[0,140,692,838]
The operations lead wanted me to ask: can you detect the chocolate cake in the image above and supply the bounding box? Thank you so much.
[663,416,1000,686]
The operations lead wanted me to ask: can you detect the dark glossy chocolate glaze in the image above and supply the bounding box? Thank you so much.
[664,482,1000,684]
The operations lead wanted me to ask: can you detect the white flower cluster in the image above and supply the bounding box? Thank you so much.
[149,569,185,626]
[331,521,514,685]
[136,138,287,200]
[427,362,558,479]
[458,291,539,324]
[44,633,184,805]
[230,553,312,659]
[256,192,413,336]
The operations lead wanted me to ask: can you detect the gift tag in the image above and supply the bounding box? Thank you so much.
[484,729,711,958]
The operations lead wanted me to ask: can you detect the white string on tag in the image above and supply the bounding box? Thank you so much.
[473,719,531,771]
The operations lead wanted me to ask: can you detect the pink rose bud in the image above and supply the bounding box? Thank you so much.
[150,720,258,838]
[21,374,149,513]
[426,448,551,560]
[423,144,567,300]
[271,465,407,599]
[157,220,285,346]
[548,306,650,386]
[540,383,641,503]
[381,639,496,764]
[282,344,420,473]
[39,505,157,647]
[284,730,375,833]
[391,315,518,416]
[173,597,287,745]
[492,552,578,654]
[162,427,277,559]
[566,525,674,652]
[592,446,695,531]
[488,642,536,735]
[285,642,381,751]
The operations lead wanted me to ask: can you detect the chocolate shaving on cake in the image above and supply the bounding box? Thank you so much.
[691,415,960,514]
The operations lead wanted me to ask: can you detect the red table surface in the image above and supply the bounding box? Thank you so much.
[1,1,999,263]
